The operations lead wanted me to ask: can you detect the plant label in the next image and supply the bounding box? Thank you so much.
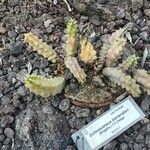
[72,96,145,150]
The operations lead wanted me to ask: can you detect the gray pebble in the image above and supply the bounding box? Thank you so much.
[90,15,101,26]
[46,26,53,33]
[103,140,117,150]
[1,145,11,150]
[144,9,150,17]
[80,16,88,23]
[74,108,90,118]
[3,138,12,145]
[0,135,5,143]
[145,134,150,146]
[117,8,125,19]
[1,96,11,105]
[135,39,144,50]
[139,31,149,41]
[44,19,52,28]
[17,86,26,96]
[136,134,144,143]
[107,21,115,31]
[2,104,16,114]
[120,143,128,150]
[141,95,150,112]
[146,20,150,27]
[16,69,27,83]
[131,0,143,11]
[51,96,61,107]
[4,128,14,138]
[146,123,150,133]
[133,143,142,150]
[59,99,70,112]
[1,115,14,128]
[65,145,76,150]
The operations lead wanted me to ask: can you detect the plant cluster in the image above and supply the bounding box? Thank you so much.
[24,19,150,108]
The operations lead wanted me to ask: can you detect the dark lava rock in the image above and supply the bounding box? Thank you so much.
[0,135,5,143]
[59,98,70,112]
[10,42,25,55]
[132,0,143,11]
[103,140,117,150]
[141,95,150,112]
[1,115,14,128]
[4,128,15,138]
[119,142,128,150]
[139,31,149,41]
[74,107,90,118]
[1,104,16,114]
[90,15,101,26]
[13,99,71,150]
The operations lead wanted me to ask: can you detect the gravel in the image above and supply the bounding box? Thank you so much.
[59,98,70,112]
[4,128,15,138]
[1,115,14,128]
[0,0,150,149]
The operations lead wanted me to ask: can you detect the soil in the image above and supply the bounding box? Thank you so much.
[0,0,150,150]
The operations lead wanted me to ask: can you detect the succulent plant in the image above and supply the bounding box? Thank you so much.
[24,19,150,108]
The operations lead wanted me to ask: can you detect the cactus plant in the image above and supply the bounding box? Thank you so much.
[23,19,150,108]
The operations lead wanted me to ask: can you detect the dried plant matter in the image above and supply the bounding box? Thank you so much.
[99,28,127,68]
[65,82,118,107]
[119,54,138,71]
[25,74,65,97]
[66,19,78,56]
[65,57,86,84]
[80,38,97,64]
[24,32,58,63]
[103,67,141,97]
[135,69,150,95]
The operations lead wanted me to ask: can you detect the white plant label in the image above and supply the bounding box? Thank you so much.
[72,96,145,150]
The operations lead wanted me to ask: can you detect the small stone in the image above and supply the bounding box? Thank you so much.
[144,9,150,17]
[2,104,16,114]
[10,42,24,55]
[51,96,61,108]
[44,19,52,28]
[145,134,150,146]
[16,69,27,83]
[132,0,143,11]
[46,26,53,33]
[8,30,17,39]
[133,143,142,150]
[80,16,88,23]
[136,134,144,143]
[1,95,11,105]
[135,39,144,50]
[74,108,90,118]
[1,115,14,128]
[0,26,6,34]
[103,140,117,150]
[107,21,115,31]
[0,135,5,143]
[139,31,149,41]
[146,20,150,27]
[141,95,150,111]
[4,128,14,138]
[59,99,70,112]
[117,8,125,19]
[120,143,128,150]
[90,15,101,26]
[17,86,26,96]
[147,123,150,133]
[65,145,75,150]
[1,145,11,150]
[3,138,12,145]
[140,20,146,28]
